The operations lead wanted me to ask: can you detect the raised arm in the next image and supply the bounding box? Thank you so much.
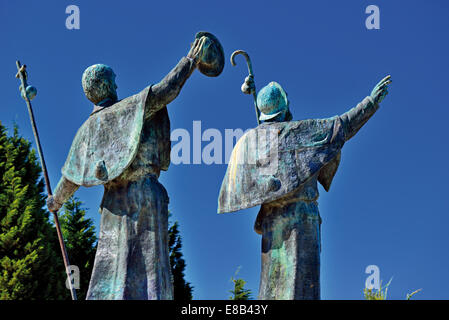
[146,57,196,110]
[46,176,79,212]
[339,75,391,141]
[145,36,209,117]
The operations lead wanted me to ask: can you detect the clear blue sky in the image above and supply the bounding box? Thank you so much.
[1,0,448,300]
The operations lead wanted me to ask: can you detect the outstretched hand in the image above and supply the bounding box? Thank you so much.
[370,75,392,104]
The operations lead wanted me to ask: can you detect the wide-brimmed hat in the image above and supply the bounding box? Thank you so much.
[257,81,289,121]
[195,31,225,77]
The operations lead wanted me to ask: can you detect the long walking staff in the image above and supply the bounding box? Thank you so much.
[15,61,77,300]
[230,50,260,125]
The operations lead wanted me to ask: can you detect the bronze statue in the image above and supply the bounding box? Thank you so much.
[219,50,391,299]
[46,32,224,300]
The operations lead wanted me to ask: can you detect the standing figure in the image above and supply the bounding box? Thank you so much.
[218,75,391,299]
[47,32,224,300]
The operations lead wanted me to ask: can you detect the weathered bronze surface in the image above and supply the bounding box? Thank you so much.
[218,117,345,213]
[62,90,146,186]
[230,50,260,124]
[194,31,225,77]
[219,71,391,300]
[48,32,223,299]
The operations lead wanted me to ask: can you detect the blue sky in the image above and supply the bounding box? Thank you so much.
[1,0,448,300]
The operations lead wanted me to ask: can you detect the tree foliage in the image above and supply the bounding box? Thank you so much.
[168,219,193,300]
[0,123,65,299]
[363,278,422,300]
[229,267,252,300]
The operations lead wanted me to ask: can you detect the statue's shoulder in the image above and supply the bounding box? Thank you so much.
[62,91,147,187]
[247,118,339,139]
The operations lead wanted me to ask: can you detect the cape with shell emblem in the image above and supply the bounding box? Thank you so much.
[61,86,170,187]
[218,116,346,213]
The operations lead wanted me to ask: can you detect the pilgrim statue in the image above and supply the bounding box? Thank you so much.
[218,71,391,299]
[46,32,224,300]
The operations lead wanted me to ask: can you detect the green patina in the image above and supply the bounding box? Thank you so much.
[268,222,296,299]
[218,74,391,300]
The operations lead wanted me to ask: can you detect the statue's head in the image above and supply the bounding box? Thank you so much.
[257,82,292,122]
[82,64,118,105]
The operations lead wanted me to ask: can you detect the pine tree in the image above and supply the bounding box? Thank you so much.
[168,219,193,300]
[229,267,252,300]
[59,196,97,300]
[0,122,66,299]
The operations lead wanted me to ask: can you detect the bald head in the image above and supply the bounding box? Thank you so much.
[82,64,118,105]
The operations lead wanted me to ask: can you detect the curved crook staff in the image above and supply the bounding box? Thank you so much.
[231,50,260,125]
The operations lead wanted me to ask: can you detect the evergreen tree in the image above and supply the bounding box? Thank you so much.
[59,196,97,300]
[229,267,252,300]
[0,122,65,299]
[168,219,193,300]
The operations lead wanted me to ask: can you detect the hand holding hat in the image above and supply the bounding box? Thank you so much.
[188,31,225,77]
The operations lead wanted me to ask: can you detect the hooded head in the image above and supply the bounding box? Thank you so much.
[256,81,292,122]
[82,64,118,106]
